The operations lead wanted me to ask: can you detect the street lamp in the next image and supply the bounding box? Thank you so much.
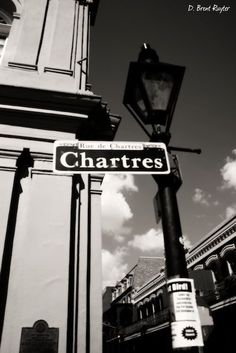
[123,44,203,351]
[123,43,188,278]
[123,43,185,145]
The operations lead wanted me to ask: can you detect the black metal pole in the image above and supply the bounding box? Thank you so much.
[157,173,188,279]
[154,167,201,353]
[151,129,189,279]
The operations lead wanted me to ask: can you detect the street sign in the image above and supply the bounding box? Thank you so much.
[167,278,204,349]
[53,140,170,174]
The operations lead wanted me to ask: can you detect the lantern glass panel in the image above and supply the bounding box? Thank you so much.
[141,71,174,111]
[134,85,148,118]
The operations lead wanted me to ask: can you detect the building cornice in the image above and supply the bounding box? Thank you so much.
[0,85,121,140]
[187,216,236,267]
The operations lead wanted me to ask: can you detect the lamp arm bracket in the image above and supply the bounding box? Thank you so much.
[168,146,202,154]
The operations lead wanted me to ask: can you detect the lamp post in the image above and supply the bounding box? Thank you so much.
[123,44,203,351]
[123,43,188,278]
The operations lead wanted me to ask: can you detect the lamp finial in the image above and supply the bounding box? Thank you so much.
[138,43,159,63]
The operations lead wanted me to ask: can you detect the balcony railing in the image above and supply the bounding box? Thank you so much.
[120,308,169,336]
[201,283,236,305]
[104,283,236,341]
[119,288,236,337]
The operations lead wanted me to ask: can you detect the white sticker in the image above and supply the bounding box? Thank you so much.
[167,278,204,349]
[171,321,204,348]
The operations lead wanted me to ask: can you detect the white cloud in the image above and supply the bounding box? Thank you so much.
[226,204,236,218]
[221,150,236,190]
[102,174,138,193]
[182,234,192,250]
[128,228,164,252]
[192,188,219,207]
[128,228,192,254]
[101,174,138,238]
[102,247,128,288]
[192,188,210,206]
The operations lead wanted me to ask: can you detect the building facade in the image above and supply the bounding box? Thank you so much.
[103,215,236,353]
[0,1,119,353]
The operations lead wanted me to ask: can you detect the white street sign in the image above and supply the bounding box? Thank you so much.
[53,140,170,174]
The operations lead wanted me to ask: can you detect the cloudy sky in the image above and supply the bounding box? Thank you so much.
[89,0,236,287]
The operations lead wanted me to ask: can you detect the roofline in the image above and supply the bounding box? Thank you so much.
[187,214,236,255]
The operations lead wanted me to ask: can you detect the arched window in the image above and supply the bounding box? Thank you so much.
[155,289,164,312]
[0,0,16,61]
[205,255,223,283]
[137,302,143,321]
[220,245,236,274]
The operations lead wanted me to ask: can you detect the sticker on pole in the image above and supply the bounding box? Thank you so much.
[167,278,204,349]
[53,140,170,174]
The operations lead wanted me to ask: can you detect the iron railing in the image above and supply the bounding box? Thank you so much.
[120,308,169,336]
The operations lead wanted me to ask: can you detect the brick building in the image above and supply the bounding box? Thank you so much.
[103,215,236,353]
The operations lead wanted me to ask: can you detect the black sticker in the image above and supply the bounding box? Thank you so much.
[182,326,197,340]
